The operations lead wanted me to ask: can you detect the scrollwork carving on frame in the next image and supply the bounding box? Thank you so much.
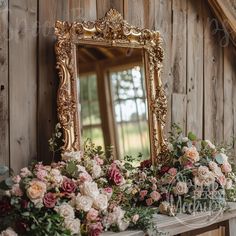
[54,9,168,164]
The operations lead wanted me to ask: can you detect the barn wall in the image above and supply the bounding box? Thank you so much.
[0,0,236,172]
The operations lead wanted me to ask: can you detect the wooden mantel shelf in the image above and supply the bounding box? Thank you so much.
[103,202,236,236]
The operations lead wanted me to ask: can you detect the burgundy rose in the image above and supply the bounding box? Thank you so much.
[15,219,28,234]
[43,192,57,208]
[0,197,12,216]
[160,166,170,175]
[108,164,123,186]
[21,199,29,209]
[139,160,152,170]
[62,178,77,193]
[89,222,103,236]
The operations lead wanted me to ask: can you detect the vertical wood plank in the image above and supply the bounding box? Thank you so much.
[186,0,204,139]
[172,93,187,134]
[9,0,37,172]
[171,0,187,134]
[154,0,172,134]
[96,0,123,18]
[223,43,234,145]
[0,0,9,167]
[38,0,97,163]
[203,4,224,143]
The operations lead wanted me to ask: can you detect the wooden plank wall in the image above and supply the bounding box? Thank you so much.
[0,0,236,172]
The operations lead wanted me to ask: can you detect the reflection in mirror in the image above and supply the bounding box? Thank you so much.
[77,45,150,162]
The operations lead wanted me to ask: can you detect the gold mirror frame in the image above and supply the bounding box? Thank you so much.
[55,9,168,164]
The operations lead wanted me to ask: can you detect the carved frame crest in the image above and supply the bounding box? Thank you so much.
[55,9,168,164]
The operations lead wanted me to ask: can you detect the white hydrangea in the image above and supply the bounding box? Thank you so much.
[92,164,102,179]
[81,181,99,199]
[62,151,82,162]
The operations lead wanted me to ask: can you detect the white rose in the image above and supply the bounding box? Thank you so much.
[20,167,32,178]
[64,218,81,235]
[62,151,82,162]
[77,165,86,173]
[93,194,108,211]
[117,220,129,231]
[0,228,18,236]
[198,166,210,180]
[225,178,233,189]
[75,195,93,212]
[55,203,75,219]
[203,172,215,186]
[92,164,102,179]
[81,181,99,199]
[205,140,216,149]
[174,182,188,195]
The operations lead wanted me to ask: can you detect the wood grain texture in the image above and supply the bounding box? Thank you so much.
[186,0,204,139]
[0,0,9,167]
[154,0,172,134]
[203,4,224,143]
[96,0,123,18]
[9,0,37,173]
[172,93,187,134]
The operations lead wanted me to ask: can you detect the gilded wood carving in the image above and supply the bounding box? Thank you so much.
[55,9,168,164]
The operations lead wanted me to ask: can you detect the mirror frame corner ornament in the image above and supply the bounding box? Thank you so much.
[54,9,168,164]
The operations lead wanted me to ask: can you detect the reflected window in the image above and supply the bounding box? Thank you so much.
[79,73,104,148]
[110,66,149,158]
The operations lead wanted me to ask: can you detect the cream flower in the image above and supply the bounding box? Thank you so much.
[93,194,108,211]
[225,178,233,189]
[20,167,32,178]
[184,146,199,162]
[92,164,102,179]
[55,203,75,219]
[75,195,93,212]
[205,140,216,149]
[64,218,81,235]
[203,172,215,186]
[27,179,47,204]
[174,182,188,195]
[0,228,18,236]
[62,151,82,162]
[197,166,210,180]
[81,181,99,199]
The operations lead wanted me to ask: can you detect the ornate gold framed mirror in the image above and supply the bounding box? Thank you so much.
[55,9,167,164]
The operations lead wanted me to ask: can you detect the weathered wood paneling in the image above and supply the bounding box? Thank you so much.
[9,0,37,173]
[0,0,9,167]
[0,0,236,173]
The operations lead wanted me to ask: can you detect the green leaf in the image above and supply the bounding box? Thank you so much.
[188,132,197,141]
[215,154,224,164]
[66,161,78,175]
[0,165,9,175]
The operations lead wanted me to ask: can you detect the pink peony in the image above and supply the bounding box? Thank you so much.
[89,222,103,236]
[168,168,177,176]
[140,190,148,199]
[221,163,232,173]
[43,192,57,208]
[36,169,48,181]
[150,191,161,201]
[94,155,104,165]
[146,198,153,206]
[108,163,123,186]
[86,208,99,221]
[62,178,77,193]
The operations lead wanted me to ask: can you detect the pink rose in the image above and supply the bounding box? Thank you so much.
[132,214,139,223]
[86,208,99,221]
[102,187,113,199]
[221,163,232,173]
[89,222,103,236]
[94,155,104,165]
[140,190,148,199]
[151,184,157,191]
[11,184,23,197]
[108,163,123,186]
[62,178,77,193]
[217,175,226,186]
[168,168,177,176]
[146,198,153,206]
[43,192,57,208]
[79,172,92,183]
[36,169,48,181]
[150,191,161,201]
[150,177,157,184]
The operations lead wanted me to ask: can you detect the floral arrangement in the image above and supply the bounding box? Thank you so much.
[0,124,235,236]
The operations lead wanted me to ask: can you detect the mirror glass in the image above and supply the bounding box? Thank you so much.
[76,45,150,161]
